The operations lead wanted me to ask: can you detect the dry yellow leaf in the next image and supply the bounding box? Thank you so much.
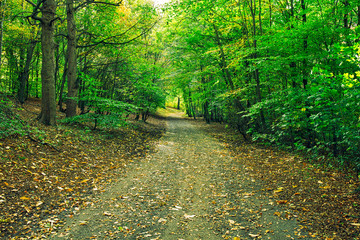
[274,211,281,217]
[20,196,30,200]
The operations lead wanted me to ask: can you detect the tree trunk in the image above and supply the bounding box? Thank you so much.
[301,0,308,89]
[38,0,57,125]
[18,37,37,104]
[203,100,210,124]
[177,97,180,110]
[213,24,234,90]
[249,0,265,128]
[35,48,40,98]
[343,0,350,28]
[66,0,78,117]
[58,53,68,112]
[188,90,196,120]
[0,0,5,70]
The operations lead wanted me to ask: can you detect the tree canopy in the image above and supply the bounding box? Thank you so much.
[1,0,360,169]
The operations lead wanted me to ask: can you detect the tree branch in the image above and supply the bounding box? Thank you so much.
[75,0,122,11]
[25,0,37,7]
[77,20,158,48]
[25,0,44,23]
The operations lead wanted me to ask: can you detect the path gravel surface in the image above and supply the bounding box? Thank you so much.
[51,112,310,239]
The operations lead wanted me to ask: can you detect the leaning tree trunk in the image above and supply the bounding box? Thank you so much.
[38,0,57,125]
[65,0,78,117]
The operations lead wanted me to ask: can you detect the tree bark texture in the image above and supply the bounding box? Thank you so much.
[66,0,78,117]
[38,0,57,125]
[0,0,5,69]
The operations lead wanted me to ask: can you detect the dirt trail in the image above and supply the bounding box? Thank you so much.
[51,112,310,239]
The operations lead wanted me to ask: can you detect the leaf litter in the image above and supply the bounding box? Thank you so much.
[201,120,360,240]
[1,102,359,239]
[49,111,313,239]
[0,99,166,239]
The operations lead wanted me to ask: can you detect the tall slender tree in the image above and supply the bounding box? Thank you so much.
[66,0,77,117]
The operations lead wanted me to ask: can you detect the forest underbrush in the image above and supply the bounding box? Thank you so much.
[0,98,166,238]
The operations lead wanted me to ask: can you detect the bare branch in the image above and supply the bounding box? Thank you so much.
[75,0,122,11]
[77,20,158,48]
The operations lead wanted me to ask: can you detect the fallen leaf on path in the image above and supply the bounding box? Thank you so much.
[103,211,112,216]
[274,212,281,217]
[184,214,196,219]
[229,219,235,225]
[80,179,90,183]
[249,233,260,238]
[24,206,31,213]
[158,218,167,223]
[276,200,288,204]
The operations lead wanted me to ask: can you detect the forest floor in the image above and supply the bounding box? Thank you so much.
[0,101,359,239]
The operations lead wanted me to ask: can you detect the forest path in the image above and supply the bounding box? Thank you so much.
[51,111,308,240]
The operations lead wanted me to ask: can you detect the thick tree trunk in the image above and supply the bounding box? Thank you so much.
[38,0,57,125]
[66,0,78,117]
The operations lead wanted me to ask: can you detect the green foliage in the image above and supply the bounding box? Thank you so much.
[132,80,165,113]
[246,65,360,170]
[62,73,137,129]
[161,0,360,171]
[0,98,27,138]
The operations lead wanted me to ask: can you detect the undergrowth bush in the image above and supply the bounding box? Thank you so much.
[0,97,27,139]
[246,69,360,172]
